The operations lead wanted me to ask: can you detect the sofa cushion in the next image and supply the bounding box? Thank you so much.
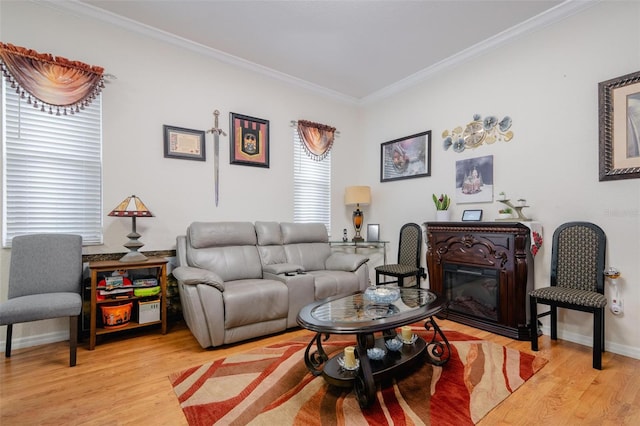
[309,270,361,300]
[187,246,263,282]
[280,222,328,244]
[255,221,287,265]
[326,253,369,272]
[284,243,331,271]
[189,221,256,248]
[223,279,288,328]
[186,222,263,281]
[255,221,282,245]
[262,263,302,275]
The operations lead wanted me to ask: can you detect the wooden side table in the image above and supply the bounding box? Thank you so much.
[88,257,168,350]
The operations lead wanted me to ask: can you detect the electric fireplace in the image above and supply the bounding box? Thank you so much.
[425,222,533,340]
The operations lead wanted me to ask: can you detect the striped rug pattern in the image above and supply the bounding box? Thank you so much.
[169,326,547,425]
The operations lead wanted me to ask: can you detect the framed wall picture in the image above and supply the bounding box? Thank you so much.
[367,224,380,241]
[163,125,205,161]
[455,155,494,204]
[230,112,269,168]
[599,70,640,181]
[380,130,431,182]
[462,209,483,221]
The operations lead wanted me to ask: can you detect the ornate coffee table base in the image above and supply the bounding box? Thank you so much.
[423,316,452,366]
[302,316,451,408]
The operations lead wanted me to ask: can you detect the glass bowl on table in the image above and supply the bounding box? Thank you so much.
[363,285,400,304]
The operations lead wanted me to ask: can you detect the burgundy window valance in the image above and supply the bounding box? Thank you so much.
[0,42,105,116]
[296,119,336,161]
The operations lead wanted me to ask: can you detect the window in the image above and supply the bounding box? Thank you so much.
[2,80,103,246]
[293,129,331,233]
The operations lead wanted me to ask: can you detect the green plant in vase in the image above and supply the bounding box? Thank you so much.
[432,194,450,210]
[433,193,451,221]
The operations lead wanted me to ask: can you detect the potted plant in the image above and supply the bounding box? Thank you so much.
[498,208,513,219]
[433,193,451,221]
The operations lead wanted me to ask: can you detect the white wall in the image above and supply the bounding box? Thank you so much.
[1,1,639,359]
[0,0,361,343]
[361,1,640,358]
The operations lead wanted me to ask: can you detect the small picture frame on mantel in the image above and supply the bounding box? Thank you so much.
[462,209,483,221]
[367,224,380,242]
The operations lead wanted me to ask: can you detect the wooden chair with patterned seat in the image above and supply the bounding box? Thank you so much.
[375,223,426,288]
[529,221,607,369]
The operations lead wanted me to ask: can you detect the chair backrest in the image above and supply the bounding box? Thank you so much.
[9,234,83,299]
[397,223,422,267]
[551,222,606,294]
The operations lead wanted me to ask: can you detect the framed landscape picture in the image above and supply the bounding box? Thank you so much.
[380,130,431,182]
[599,70,640,181]
[230,112,270,168]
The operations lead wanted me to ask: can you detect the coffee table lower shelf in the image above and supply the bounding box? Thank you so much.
[304,318,451,408]
[322,335,427,388]
[297,288,451,408]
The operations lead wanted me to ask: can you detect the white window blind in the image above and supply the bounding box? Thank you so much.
[293,129,331,233]
[2,80,103,247]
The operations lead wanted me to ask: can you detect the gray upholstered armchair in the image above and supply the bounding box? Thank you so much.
[0,234,83,367]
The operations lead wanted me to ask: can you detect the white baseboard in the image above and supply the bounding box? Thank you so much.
[3,327,639,361]
[540,325,640,360]
[0,330,70,352]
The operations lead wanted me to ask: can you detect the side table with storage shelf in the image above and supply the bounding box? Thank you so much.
[88,257,168,350]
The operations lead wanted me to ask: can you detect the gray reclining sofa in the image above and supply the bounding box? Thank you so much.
[173,221,369,348]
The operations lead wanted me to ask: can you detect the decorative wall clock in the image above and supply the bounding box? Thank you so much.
[443,114,513,153]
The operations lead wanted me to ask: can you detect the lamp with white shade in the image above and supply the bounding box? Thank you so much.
[344,186,371,242]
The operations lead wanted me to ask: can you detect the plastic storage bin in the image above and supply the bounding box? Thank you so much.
[138,299,160,324]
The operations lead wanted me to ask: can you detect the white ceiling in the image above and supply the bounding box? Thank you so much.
[70,0,589,102]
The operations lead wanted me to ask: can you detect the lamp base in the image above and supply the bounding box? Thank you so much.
[118,251,148,263]
[119,227,148,262]
[352,207,364,244]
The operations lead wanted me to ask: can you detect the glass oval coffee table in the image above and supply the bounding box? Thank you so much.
[296,286,451,408]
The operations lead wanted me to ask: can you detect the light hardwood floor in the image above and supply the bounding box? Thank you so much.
[1,320,639,425]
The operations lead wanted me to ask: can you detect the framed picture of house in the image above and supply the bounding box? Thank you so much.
[230,112,270,168]
[163,125,206,161]
[455,155,494,204]
[380,130,431,182]
[599,70,640,181]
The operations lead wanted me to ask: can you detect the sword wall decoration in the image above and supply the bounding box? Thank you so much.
[207,110,227,206]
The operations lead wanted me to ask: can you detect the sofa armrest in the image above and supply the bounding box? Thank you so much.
[173,266,225,292]
[262,263,303,275]
[264,271,315,328]
[325,253,369,272]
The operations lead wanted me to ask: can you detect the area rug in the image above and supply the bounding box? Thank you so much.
[169,325,547,425]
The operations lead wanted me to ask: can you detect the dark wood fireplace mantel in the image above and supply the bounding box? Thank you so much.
[424,222,533,340]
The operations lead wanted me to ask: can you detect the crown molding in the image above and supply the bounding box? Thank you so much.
[360,0,600,105]
[42,0,598,106]
[44,0,359,105]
